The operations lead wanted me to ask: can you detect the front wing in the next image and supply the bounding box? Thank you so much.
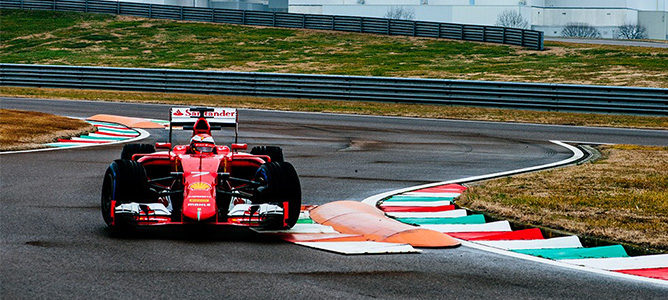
[112,202,286,227]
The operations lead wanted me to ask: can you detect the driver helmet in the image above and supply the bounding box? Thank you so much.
[190,134,215,154]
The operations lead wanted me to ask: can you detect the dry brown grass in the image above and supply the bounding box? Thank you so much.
[2,86,667,130]
[0,108,94,150]
[461,145,668,251]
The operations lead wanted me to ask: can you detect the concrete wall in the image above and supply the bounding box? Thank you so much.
[319,5,453,22]
[533,8,637,26]
[289,0,668,10]
[161,0,207,7]
[452,6,532,25]
[121,0,286,10]
[532,0,666,11]
[534,25,620,38]
[290,5,323,13]
[532,8,638,37]
[639,11,668,39]
[292,5,531,25]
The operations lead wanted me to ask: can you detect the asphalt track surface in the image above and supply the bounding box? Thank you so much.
[1,97,667,298]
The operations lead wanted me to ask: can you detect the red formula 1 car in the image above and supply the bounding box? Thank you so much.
[101,107,301,231]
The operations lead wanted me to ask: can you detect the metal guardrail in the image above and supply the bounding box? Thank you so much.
[0,0,544,50]
[2,64,666,115]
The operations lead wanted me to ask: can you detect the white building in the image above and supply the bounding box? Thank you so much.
[121,0,288,11]
[289,0,668,39]
[532,0,667,39]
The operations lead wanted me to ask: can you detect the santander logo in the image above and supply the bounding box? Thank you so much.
[207,110,236,118]
[172,108,236,119]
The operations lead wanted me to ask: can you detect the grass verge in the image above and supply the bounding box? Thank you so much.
[0,108,94,150]
[460,145,668,252]
[2,9,668,88]
[2,86,667,129]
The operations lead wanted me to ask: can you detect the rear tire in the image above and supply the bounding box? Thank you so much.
[101,159,154,228]
[121,143,155,160]
[250,146,284,163]
[254,162,301,229]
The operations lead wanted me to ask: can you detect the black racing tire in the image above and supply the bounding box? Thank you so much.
[216,192,231,221]
[101,159,154,228]
[169,182,184,222]
[254,162,301,229]
[121,143,155,160]
[250,146,284,163]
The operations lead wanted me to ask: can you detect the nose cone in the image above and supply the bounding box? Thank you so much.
[183,182,217,222]
[183,196,217,221]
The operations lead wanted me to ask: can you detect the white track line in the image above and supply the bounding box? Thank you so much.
[421,221,512,233]
[380,200,452,207]
[70,137,120,142]
[560,255,668,271]
[399,192,460,198]
[97,127,137,133]
[386,209,468,218]
[475,236,583,250]
[295,241,420,255]
[87,132,129,138]
[258,224,338,234]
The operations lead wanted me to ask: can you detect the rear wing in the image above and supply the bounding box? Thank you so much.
[169,107,239,143]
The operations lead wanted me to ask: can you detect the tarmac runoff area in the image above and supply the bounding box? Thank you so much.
[1,97,667,298]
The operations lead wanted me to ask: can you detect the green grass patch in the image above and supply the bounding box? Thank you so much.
[1,9,668,88]
[0,9,111,40]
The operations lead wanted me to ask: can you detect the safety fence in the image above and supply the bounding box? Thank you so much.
[0,0,544,50]
[1,64,666,115]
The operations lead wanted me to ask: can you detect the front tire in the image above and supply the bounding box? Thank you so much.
[101,159,153,228]
[254,162,301,229]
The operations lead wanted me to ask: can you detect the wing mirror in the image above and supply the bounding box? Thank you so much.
[231,143,247,152]
[155,142,172,150]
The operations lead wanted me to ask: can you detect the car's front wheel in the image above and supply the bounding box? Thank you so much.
[101,159,153,228]
[254,162,301,229]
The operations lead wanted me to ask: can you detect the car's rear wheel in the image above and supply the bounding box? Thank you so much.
[254,162,301,229]
[121,143,155,160]
[250,146,284,163]
[101,159,154,228]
